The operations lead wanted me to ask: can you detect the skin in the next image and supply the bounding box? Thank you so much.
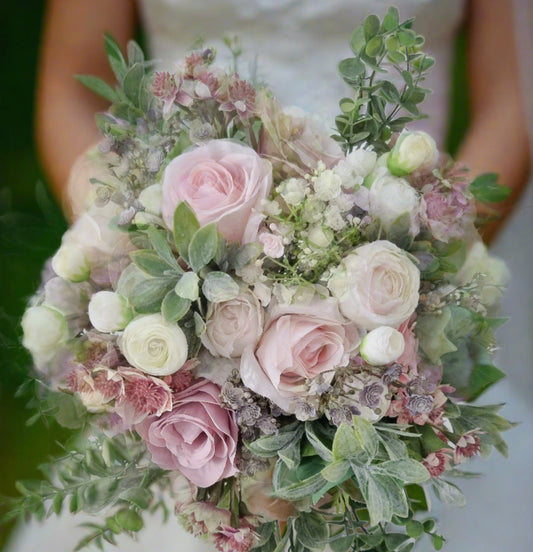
[36,0,530,241]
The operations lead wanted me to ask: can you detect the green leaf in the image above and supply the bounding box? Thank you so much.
[364,14,380,40]
[305,421,335,462]
[382,7,400,31]
[75,75,118,103]
[161,290,191,323]
[127,40,145,65]
[188,223,219,272]
[352,415,379,463]
[114,509,144,532]
[431,478,466,507]
[247,424,303,457]
[321,460,351,483]
[278,440,301,470]
[373,459,429,485]
[130,249,175,277]
[128,276,175,312]
[469,172,510,203]
[468,362,505,402]
[274,471,327,501]
[123,63,145,107]
[104,33,127,82]
[431,534,445,550]
[406,520,424,539]
[52,493,64,516]
[226,242,262,270]
[201,271,240,303]
[174,272,200,301]
[332,423,361,460]
[398,29,416,46]
[338,58,366,84]
[366,36,383,57]
[350,26,366,53]
[119,487,152,509]
[294,512,329,549]
[416,309,457,363]
[173,202,200,263]
[147,226,181,270]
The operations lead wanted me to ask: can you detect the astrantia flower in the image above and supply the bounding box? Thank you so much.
[454,430,482,463]
[214,524,258,552]
[219,77,256,118]
[423,449,453,477]
[152,71,179,116]
[66,365,123,413]
[177,502,231,537]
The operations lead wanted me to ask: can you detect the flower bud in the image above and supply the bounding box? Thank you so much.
[88,291,133,333]
[360,326,405,366]
[138,184,162,215]
[51,245,91,282]
[387,131,438,176]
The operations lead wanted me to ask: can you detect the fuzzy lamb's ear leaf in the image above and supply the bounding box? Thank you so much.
[173,202,200,263]
[104,33,128,82]
[75,75,119,103]
[188,223,219,272]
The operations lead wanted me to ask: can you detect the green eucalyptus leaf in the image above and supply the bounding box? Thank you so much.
[366,35,383,57]
[382,7,400,31]
[350,26,366,53]
[173,202,200,262]
[161,290,191,323]
[364,14,380,40]
[75,75,119,103]
[398,29,416,46]
[431,534,446,550]
[338,58,366,84]
[188,223,219,272]
[202,271,240,303]
[405,520,424,539]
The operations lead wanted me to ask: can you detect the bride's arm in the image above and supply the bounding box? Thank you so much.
[36,0,137,218]
[457,0,531,244]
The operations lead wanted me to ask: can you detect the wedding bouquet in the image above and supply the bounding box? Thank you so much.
[8,8,513,552]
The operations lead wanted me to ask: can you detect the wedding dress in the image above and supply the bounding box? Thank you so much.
[5,1,532,551]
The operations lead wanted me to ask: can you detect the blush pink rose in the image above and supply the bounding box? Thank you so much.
[161,140,273,243]
[136,379,238,487]
[240,297,360,413]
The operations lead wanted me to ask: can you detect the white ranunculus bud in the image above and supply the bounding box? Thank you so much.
[21,305,69,365]
[360,326,405,366]
[387,131,438,176]
[138,184,162,215]
[88,291,133,333]
[308,225,333,248]
[313,169,342,201]
[51,245,91,282]
[119,314,188,376]
[367,169,420,233]
[328,240,420,330]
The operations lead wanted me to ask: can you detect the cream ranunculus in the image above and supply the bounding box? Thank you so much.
[119,314,188,376]
[360,326,405,366]
[201,291,264,358]
[328,240,420,330]
[88,291,133,333]
[21,305,69,367]
[51,245,91,282]
[367,168,420,234]
[387,130,438,176]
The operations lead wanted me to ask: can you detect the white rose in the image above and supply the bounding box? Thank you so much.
[387,131,438,176]
[360,326,405,366]
[202,291,264,358]
[88,291,133,333]
[277,178,308,205]
[313,169,342,201]
[119,314,188,376]
[138,184,162,215]
[328,240,420,330]
[367,168,420,233]
[21,305,69,366]
[454,241,510,307]
[51,245,91,282]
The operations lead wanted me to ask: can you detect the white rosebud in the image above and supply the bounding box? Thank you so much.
[388,131,438,176]
[51,245,91,282]
[277,178,308,205]
[88,291,133,333]
[138,184,162,215]
[360,326,405,366]
[119,313,188,376]
[21,305,69,366]
[367,168,420,234]
[313,169,342,201]
[308,225,333,248]
[328,240,420,330]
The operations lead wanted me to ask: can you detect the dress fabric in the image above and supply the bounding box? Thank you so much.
[6,0,533,551]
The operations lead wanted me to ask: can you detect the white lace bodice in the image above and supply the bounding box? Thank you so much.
[137,0,466,145]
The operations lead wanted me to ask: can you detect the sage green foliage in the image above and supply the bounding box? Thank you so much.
[334,7,435,152]
[469,172,511,204]
[1,432,169,551]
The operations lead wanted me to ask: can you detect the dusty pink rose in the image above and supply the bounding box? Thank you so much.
[161,140,272,243]
[136,379,238,487]
[240,297,360,413]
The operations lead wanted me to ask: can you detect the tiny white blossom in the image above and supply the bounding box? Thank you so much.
[324,205,347,231]
[277,178,308,205]
[302,198,326,223]
[261,198,282,216]
[313,169,342,201]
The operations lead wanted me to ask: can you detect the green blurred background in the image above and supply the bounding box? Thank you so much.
[0,2,469,550]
